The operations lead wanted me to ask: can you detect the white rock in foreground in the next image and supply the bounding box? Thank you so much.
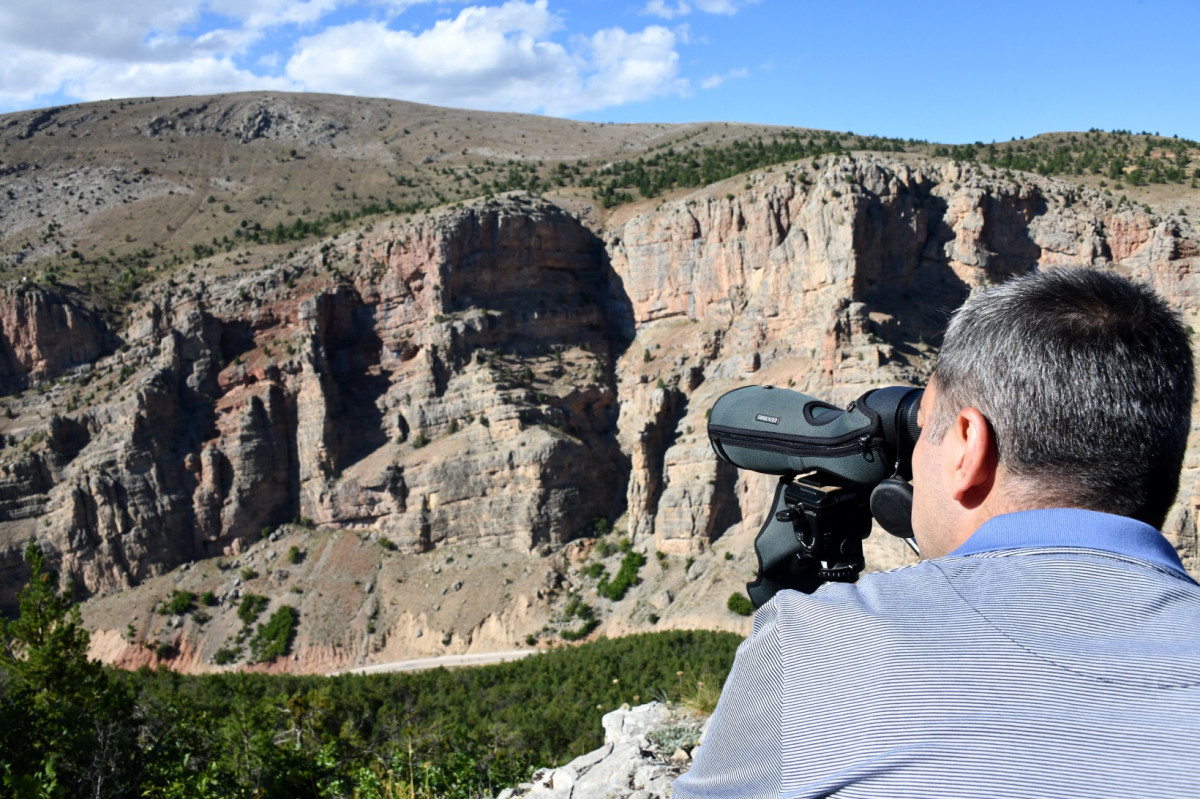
[498,701,704,799]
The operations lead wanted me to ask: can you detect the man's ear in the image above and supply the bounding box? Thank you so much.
[947,407,997,508]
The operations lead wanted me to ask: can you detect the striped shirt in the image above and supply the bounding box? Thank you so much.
[673,508,1200,798]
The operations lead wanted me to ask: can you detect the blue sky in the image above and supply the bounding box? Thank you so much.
[0,0,1196,144]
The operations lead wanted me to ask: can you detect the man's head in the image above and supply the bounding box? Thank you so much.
[912,267,1194,556]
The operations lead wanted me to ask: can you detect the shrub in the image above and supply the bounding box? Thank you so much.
[213,646,239,665]
[200,590,217,606]
[239,567,258,581]
[597,551,646,601]
[647,724,700,753]
[250,605,298,662]
[159,590,195,616]
[238,594,269,625]
[560,619,600,641]
[727,592,755,617]
[286,545,302,565]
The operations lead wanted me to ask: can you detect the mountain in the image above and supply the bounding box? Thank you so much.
[0,92,1197,673]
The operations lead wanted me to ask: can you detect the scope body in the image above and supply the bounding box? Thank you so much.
[708,385,923,484]
[708,384,925,606]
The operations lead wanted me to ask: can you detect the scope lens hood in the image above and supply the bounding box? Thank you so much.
[869,476,915,540]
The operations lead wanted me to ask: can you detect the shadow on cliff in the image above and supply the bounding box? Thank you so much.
[851,178,1047,349]
[597,233,637,526]
[320,290,390,472]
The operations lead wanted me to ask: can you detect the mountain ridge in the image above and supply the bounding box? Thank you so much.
[0,93,1197,673]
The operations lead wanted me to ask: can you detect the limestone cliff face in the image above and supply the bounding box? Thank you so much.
[607,156,1199,567]
[1,154,1198,636]
[0,284,111,391]
[1,197,628,606]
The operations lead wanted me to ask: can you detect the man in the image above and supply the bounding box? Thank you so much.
[674,267,1200,798]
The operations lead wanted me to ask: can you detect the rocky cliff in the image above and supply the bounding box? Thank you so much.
[1,154,1197,670]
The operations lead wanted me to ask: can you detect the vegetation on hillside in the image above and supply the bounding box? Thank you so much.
[6,90,1197,319]
[0,540,740,797]
[937,130,1199,187]
[577,129,911,207]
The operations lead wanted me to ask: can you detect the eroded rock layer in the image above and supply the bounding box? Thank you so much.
[1,155,1197,660]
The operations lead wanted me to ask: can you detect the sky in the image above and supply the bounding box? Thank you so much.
[1,0,1197,145]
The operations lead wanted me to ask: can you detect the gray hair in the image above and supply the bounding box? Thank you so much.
[927,267,1194,528]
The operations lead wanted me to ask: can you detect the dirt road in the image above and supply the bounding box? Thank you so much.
[331,649,539,676]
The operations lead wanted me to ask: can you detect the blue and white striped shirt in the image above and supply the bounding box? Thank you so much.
[674,509,1200,798]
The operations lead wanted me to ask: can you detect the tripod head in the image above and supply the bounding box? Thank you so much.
[708,385,924,607]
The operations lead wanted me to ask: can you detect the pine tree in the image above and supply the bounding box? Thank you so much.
[0,540,137,796]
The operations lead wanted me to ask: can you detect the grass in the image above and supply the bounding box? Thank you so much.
[680,670,723,715]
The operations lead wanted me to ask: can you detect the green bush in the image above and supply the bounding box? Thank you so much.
[213,646,239,665]
[727,592,755,617]
[286,545,302,565]
[560,618,600,641]
[158,590,195,616]
[582,562,605,579]
[238,594,269,625]
[250,605,298,662]
[597,551,646,601]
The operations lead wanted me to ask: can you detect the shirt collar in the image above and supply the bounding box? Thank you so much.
[950,508,1193,580]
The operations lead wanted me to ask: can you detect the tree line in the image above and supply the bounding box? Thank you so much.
[0,541,740,798]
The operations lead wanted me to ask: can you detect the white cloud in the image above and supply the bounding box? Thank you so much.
[700,66,747,90]
[642,0,690,18]
[692,0,742,13]
[0,50,96,109]
[0,0,692,117]
[207,0,352,34]
[566,25,686,115]
[0,0,335,112]
[286,0,687,115]
[641,0,749,18]
[67,57,299,103]
[0,0,205,60]
[0,0,344,65]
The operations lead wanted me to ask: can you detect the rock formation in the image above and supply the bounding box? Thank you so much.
[1,154,1197,668]
[499,701,702,799]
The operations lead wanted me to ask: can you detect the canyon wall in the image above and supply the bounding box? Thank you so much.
[1,154,1197,616]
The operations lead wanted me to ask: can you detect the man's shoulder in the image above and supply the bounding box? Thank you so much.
[762,547,1200,687]
[763,544,1195,638]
